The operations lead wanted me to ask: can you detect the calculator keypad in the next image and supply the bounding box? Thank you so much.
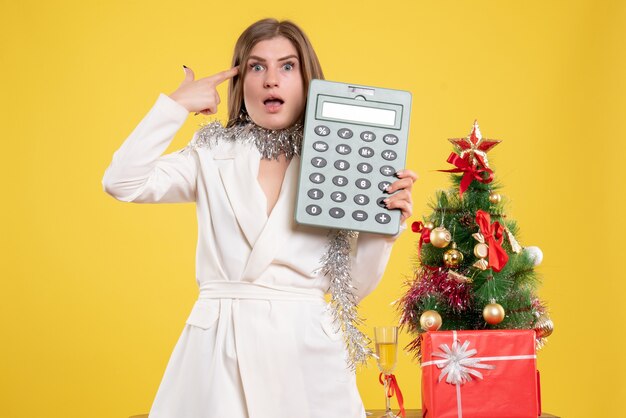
[302,122,405,232]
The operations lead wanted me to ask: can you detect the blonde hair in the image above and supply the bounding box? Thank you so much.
[226,18,324,128]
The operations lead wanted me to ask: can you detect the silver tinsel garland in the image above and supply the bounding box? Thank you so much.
[186,119,303,161]
[185,119,372,370]
[321,229,374,370]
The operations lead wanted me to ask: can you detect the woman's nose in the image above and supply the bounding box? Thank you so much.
[263,68,279,88]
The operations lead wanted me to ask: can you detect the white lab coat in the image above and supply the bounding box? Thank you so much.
[102,93,406,418]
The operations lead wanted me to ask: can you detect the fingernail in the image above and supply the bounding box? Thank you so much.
[395,170,404,177]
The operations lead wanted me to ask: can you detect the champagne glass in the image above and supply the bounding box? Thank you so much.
[374,326,399,418]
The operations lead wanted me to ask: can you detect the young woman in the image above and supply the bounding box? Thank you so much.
[103,18,417,418]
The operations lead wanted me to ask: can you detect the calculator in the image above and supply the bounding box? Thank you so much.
[294,79,412,235]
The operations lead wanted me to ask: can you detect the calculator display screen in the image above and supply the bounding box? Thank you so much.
[321,101,396,126]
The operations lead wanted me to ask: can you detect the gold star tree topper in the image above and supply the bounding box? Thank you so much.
[448,120,501,169]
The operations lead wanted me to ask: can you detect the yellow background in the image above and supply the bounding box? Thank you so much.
[1,0,624,417]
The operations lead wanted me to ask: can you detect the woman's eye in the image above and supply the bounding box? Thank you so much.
[283,62,294,71]
[250,63,264,71]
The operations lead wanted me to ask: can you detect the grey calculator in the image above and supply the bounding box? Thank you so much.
[295,79,412,235]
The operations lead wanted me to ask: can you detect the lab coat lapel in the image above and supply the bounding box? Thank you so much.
[241,156,300,281]
[215,146,267,248]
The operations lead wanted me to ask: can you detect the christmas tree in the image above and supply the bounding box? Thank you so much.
[398,121,554,359]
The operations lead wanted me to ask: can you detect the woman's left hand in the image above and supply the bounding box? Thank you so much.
[383,169,419,223]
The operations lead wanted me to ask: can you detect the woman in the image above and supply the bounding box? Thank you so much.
[103,18,417,418]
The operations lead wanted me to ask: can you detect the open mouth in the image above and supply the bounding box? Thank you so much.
[263,97,284,112]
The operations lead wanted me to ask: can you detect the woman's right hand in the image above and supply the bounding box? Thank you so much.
[169,66,239,115]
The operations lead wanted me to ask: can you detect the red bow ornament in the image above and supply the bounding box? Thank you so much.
[411,221,431,258]
[475,210,509,272]
[439,153,494,198]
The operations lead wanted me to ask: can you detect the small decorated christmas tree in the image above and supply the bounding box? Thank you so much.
[399,121,554,359]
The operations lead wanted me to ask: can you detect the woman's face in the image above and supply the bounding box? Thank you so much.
[243,36,305,130]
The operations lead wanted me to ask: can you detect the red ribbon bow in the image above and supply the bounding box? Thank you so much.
[379,373,406,418]
[475,210,509,272]
[411,221,431,258]
[439,153,494,198]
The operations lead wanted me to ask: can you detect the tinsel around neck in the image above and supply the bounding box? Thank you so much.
[190,119,304,161]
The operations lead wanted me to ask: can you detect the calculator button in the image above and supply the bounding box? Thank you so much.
[352,210,368,221]
[311,157,327,167]
[329,207,345,218]
[356,178,371,189]
[334,160,350,170]
[307,189,324,200]
[360,131,376,142]
[306,205,322,216]
[314,125,331,136]
[338,128,353,139]
[309,173,325,184]
[378,181,392,192]
[335,144,352,155]
[313,141,329,152]
[332,176,348,187]
[354,194,370,205]
[383,134,399,145]
[376,197,387,208]
[380,165,396,176]
[382,150,397,161]
[357,163,373,174]
[375,213,391,224]
[331,192,347,202]
[358,147,374,158]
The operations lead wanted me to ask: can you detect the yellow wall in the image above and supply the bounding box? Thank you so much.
[1,1,624,417]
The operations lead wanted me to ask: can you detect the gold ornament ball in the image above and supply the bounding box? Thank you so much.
[489,193,502,204]
[483,302,505,325]
[443,243,464,268]
[424,221,435,230]
[473,243,489,259]
[430,226,452,248]
[420,310,443,331]
[534,315,554,338]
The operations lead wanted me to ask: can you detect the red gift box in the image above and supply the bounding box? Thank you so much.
[421,330,540,418]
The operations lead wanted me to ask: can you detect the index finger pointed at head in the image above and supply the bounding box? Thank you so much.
[210,66,239,85]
